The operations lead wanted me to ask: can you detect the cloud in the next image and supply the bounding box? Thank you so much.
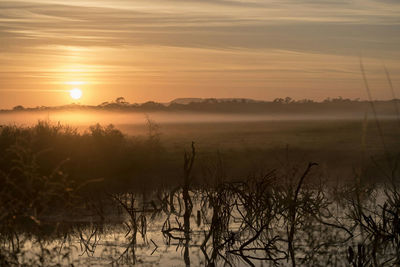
[1,0,400,57]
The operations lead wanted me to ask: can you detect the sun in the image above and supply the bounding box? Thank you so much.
[70,88,82,100]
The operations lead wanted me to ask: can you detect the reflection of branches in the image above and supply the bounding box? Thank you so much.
[183,142,195,266]
[112,239,137,265]
[196,162,355,266]
[159,142,195,265]
[287,162,318,267]
[109,191,161,265]
[108,193,140,265]
[226,172,286,266]
[158,187,184,217]
[200,182,235,266]
[162,216,187,240]
[346,181,400,266]
[77,224,100,256]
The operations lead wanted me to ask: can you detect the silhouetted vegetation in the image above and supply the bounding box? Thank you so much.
[0,120,175,195]
[4,98,400,118]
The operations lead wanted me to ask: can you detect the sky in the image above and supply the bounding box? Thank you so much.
[0,0,400,108]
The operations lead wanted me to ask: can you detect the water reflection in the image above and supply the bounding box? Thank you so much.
[1,157,400,266]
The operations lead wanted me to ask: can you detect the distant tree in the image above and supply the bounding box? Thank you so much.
[141,101,165,110]
[13,105,24,111]
[297,99,314,103]
[284,97,293,104]
[273,98,284,103]
[115,97,128,104]
[332,96,343,102]
[205,98,218,104]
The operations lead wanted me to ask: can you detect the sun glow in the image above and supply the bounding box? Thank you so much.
[70,88,82,100]
[66,81,85,85]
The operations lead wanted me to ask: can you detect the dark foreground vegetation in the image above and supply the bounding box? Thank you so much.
[0,119,174,191]
[0,121,400,266]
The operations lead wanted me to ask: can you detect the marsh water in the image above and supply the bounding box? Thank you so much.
[4,183,399,267]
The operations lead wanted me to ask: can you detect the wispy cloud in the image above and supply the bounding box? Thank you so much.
[1,0,399,54]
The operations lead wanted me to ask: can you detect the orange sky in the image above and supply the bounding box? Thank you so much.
[1,0,400,108]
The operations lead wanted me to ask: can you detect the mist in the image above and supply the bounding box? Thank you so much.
[1,110,396,131]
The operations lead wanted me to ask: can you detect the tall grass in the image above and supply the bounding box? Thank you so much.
[0,120,171,192]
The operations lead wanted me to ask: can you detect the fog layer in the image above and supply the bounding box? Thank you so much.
[0,110,397,130]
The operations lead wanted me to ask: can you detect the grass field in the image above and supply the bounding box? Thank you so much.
[113,117,400,182]
[1,112,399,183]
